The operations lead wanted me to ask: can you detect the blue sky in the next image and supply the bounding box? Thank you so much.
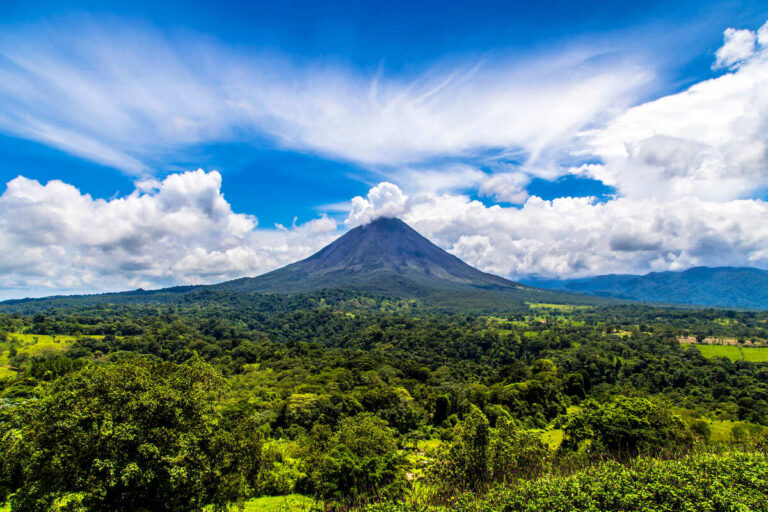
[0,0,765,224]
[1,0,768,297]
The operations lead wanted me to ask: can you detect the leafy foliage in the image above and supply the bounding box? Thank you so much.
[307,414,408,508]
[368,451,768,512]
[1,357,261,512]
[559,397,693,458]
[2,294,768,509]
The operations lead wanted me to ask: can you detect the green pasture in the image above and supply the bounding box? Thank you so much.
[0,332,90,378]
[688,344,768,362]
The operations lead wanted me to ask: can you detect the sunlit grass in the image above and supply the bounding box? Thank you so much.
[691,344,768,362]
[707,420,736,442]
[9,333,77,355]
[0,332,85,376]
[232,495,315,511]
[416,439,442,452]
[541,429,564,450]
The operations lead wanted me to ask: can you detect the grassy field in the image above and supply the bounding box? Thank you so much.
[236,495,315,511]
[706,420,764,443]
[0,333,84,378]
[541,429,564,450]
[689,344,768,362]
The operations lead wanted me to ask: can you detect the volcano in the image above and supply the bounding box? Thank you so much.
[216,217,527,296]
[1,217,604,312]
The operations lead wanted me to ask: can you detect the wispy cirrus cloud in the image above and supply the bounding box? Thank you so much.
[0,20,654,182]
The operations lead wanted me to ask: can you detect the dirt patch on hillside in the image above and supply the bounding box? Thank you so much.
[678,336,763,347]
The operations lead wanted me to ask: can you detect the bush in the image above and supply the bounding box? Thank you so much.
[489,421,550,481]
[366,450,768,512]
[308,413,408,508]
[256,441,306,496]
[429,405,491,493]
[690,419,711,441]
[430,409,551,495]
[560,396,693,458]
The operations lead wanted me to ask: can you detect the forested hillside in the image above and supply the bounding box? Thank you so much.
[2,293,768,510]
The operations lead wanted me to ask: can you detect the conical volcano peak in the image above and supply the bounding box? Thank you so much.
[350,217,423,240]
[359,216,411,230]
[218,217,523,294]
[360,216,403,225]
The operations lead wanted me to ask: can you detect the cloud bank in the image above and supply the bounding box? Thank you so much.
[348,184,768,279]
[0,170,337,299]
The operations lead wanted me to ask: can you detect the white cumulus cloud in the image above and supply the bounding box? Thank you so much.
[714,28,757,69]
[346,182,409,227]
[584,22,768,203]
[0,170,338,299]
[479,172,531,204]
[346,182,768,279]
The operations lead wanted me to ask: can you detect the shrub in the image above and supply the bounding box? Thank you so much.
[560,396,693,458]
[489,421,550,482]
[429,405,491,493]
[366,450,768,512]
[308,413,408,508]
[690,419,711,441]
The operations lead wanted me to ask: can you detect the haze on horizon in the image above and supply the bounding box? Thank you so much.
[1,0,768,299]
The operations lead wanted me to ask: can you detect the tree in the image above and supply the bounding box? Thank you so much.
[489,420,550,481]
[560,396,692,458]
[431,405,491,493]
[308,413,407,508]
[3,357,261,512]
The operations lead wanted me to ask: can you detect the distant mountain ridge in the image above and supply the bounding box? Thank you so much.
[523,266,768,309]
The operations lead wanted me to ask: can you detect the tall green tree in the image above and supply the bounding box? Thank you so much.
[432,405,491,493]
[560,396,693,458]
[308,413,408,508]
[3,357,261,512]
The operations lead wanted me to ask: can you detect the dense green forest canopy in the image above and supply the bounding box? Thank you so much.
[2,292,768,510]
